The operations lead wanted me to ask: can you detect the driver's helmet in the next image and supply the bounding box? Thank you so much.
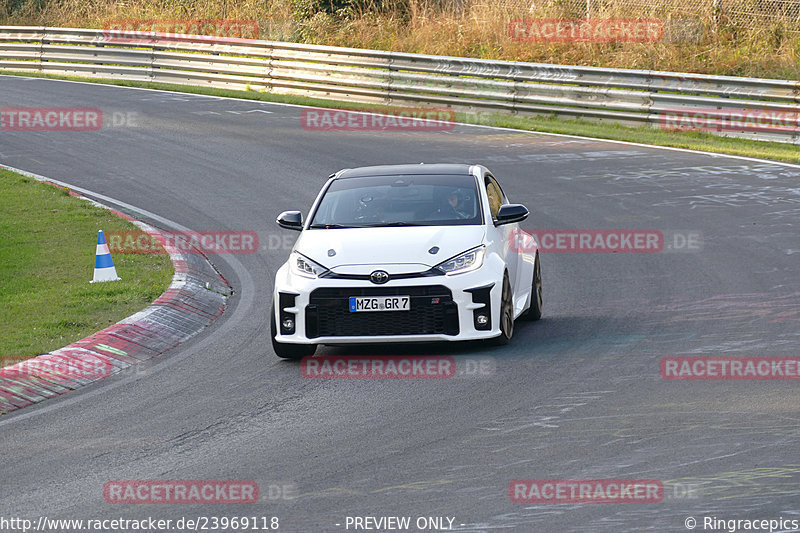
[445,188,461,205]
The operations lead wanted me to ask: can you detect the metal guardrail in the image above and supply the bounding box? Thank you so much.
[1,26,798,143]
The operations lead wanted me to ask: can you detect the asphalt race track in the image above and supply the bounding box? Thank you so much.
[1,74,799,533]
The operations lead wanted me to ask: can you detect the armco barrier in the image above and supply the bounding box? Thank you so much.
[0,25,798,143]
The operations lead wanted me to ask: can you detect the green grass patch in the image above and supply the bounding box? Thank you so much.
[2,69,799,165]
[467,113,800,165]
[0,169,173,359]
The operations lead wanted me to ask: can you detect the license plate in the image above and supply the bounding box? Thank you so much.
[349,296,411,312]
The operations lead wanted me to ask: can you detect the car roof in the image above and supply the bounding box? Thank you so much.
[336,163,476,179]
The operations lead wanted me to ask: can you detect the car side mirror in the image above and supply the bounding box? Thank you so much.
[277,210,303,231]
[495,204,529,226]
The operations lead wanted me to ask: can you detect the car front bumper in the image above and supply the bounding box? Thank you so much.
[272,257,506,345]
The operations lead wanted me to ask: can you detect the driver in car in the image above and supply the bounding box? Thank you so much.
[438,189,470,219]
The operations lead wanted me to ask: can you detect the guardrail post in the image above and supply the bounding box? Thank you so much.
[263,43,273,94]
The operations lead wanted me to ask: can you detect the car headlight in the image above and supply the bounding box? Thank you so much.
[291,251,329,278]
[435,245,485,275]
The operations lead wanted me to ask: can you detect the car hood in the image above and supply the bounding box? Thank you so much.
[295,225,486,273]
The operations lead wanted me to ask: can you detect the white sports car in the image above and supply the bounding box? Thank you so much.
[271,163,542,358]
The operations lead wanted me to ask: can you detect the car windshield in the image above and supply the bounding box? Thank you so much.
[309,174,483,228]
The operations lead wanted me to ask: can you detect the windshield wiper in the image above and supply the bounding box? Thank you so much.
[308,223,362,229]
[363,222,427,227]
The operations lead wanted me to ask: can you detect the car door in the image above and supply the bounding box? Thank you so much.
[484,174,521,300]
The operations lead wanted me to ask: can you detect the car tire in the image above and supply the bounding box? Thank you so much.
[271,302,316,359]
[521,254,542,321]
[491,274,514,345]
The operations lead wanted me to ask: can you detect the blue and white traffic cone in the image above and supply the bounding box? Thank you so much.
[91,230,121,283]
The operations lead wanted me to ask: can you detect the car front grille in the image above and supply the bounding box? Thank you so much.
[305,286,459,338]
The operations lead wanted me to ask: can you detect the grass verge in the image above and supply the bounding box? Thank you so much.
[0,168,173,359]
[2,69,800,165]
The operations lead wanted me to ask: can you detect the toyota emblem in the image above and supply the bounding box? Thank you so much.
[370,270,390,284]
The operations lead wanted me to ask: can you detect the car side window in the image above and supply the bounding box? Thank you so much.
[485,176,504,220]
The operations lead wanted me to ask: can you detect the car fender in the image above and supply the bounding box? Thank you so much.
[481,250,511,327]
